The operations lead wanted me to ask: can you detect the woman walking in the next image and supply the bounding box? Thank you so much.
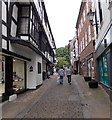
[58,67,65,84]
[66,67,72,84]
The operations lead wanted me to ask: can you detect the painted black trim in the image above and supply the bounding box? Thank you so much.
[24,61,27,89]
[6,2,9,50]
[30,2,56,49]
[5,56,13,95]
[28,5,31,36]
[2,48,31,61]
[2,35,8,40]
[12,16,18,25]
[2,20,8,27]
[41,2,56,49]
[10,37,53,64]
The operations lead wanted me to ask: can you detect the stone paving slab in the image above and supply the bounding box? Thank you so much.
[18,75,84,118]
[2,74,111,119]
[74,75,110,118]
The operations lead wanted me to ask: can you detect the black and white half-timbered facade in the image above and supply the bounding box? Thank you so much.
[0,0,56,101]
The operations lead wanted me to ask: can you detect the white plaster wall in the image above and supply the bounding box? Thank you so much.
[2,1,6,22]
[35,54,43,86]
[95,1,111,49]
[27,53,42,89]
[9,44,30,57]
[2,39,7,49]
[2,24,7,37]
[42,60,46,71]
[34,0,42,20]
[9,44,43,89]
[11,21,17,37]
[12,5,18,21]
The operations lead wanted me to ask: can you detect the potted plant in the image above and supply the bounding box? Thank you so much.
[84,76,91,81]
[88,79,98,88]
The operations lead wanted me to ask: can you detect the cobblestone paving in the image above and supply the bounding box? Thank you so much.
[22,76,84,118]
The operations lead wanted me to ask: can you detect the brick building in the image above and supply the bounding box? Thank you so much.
[76,0,96,79]
[68,36,79,74]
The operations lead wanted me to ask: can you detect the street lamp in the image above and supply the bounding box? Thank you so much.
[87,9,99,27]
[87,9,94,22]
[87,9,99,46]
[87,9,95,25]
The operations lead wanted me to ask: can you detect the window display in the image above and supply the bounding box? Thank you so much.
[98,56,109,86]
[0,55,5,97]
[13,59,25,93]
[87,58,94,78]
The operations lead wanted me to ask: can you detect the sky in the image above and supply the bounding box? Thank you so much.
[44,0,82,48]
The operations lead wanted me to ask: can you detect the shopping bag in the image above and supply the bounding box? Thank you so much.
[57,77,60,83]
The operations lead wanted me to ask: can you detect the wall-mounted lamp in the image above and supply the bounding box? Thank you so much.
[87,9,99,26]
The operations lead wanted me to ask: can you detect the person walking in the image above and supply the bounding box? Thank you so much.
[66,66,72,84]
[58,67,65,84]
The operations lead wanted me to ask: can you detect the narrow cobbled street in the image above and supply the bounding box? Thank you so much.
[22,75,83,118]
[2,74,110,119]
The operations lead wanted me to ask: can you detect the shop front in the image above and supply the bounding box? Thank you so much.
[96,25,112,92]
[0,56,5,98]
[13,58,26,93]
[98,55,109,86]
[0,53,27,101]
[81,53,95,79]
[87,57,94,79]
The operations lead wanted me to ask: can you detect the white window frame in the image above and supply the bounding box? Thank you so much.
[83,10,85,22]
[88,25,91,42]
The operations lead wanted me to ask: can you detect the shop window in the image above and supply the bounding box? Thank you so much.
[0,56,5,97]
[38,62,41,74]
[88,60,91,77]
[87,58,94,78]
[82,61,87,76]
[98,56,109,86]
[13,59,25,93]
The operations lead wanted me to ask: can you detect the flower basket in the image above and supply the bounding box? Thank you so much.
[88,80,98,88]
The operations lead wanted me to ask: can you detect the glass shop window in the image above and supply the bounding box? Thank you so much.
[13,59,25,93]
[88,60,91,77]
[98,56,109,86]
[0,56,5,96]
[87,58,94,78]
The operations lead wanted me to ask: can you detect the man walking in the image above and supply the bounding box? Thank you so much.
[66,67,72,84]
[58,67,65,84]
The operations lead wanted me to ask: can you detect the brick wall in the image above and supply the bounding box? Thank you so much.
[76,1,96,78]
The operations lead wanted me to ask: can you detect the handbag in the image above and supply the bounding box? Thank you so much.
[57,77,60,83]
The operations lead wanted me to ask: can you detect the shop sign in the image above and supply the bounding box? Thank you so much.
[29,66,33,72]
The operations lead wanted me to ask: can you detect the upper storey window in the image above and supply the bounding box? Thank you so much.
[98,1,103,24]
[21,6,29,17]
[19,6,30,34]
